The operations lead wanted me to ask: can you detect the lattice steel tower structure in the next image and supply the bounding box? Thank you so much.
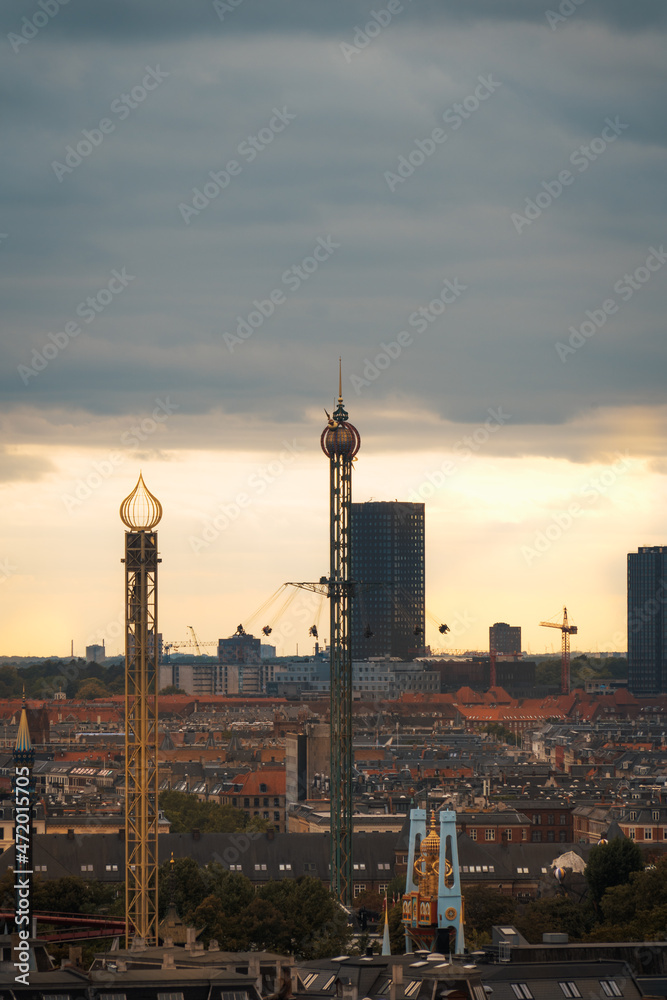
[120,473,162,945]
[321,370,360,905]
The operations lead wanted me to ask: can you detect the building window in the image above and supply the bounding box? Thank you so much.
[559,830,567,842]
[629,829,636,840]
[505,829,512,841]
[532,815,540,825]
[254,797,260,807]
[244,798,249,808]
[405,983,421,997]
[469,829,477,840]
[485,829,495,841]
[353,884,366,896]
[547,814,554,826]
[511,985,533,1000]
[274,811,280,821]
[560,814,567,825]
[559,984,581,998]
[547,831,555,843]
[653,810,660,821]
[274,797,280,806]
[531,831,542,843]
[600,983,622,997]
[158,994,185,1000]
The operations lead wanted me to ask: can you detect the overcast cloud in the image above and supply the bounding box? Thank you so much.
[1,0,666,459]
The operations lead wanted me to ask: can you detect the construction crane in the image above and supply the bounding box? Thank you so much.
[165,630,217,657]
[187,625,201,656]
[539,606,578,695]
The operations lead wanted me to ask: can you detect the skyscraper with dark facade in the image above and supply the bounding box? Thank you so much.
[351,501,425,661]
[628,545,667,695]
[489,622,522,656]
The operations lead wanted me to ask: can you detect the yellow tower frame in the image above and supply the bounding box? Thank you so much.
[120,473,162,945]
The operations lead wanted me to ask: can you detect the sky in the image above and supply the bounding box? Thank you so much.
[1,0,666,658]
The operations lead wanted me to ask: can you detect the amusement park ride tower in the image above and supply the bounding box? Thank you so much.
[402,809,465,953]
[321,370,361,906]
[120,473,162,946]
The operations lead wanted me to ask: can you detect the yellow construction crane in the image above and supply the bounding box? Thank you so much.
[539,606,578,696]
[187,625,202,656]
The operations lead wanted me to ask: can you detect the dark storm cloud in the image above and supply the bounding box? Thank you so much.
[0,5,665,459]
[1,0,666,43]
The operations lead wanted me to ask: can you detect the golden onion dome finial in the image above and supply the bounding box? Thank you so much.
[120,472,162,530]
[422,811,440,853]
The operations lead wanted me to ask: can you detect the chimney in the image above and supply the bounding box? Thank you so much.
[390,963,404,1000]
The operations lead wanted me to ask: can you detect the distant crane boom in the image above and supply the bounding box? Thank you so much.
[539,606,578,695]
[187,625,202,656]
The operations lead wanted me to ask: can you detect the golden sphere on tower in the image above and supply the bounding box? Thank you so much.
[120,473,163,530]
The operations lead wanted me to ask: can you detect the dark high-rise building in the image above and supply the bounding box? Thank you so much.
[489,622,522,655]
[351,501,425,661]
[628,545,667,695]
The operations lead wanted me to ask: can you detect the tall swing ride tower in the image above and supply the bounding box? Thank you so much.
[321,371,361,905]
[120,473,162,945]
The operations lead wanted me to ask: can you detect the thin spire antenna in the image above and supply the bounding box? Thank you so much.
[338,357,342,401]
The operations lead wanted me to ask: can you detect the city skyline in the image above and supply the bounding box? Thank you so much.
[0,2,665,657]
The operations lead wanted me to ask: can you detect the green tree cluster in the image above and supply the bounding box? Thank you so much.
[585,838,644,904]
[586,854,667,941]
[0,869,121,917]
[483,723,519,746]
[536,655,627,690]
[159,789,270,834]
[0,658,127,700]
[160,858,349,957]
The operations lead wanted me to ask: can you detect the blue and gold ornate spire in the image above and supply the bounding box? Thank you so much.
[14,694,34,766]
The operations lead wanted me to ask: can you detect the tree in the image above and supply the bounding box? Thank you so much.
[204,865,255,918]
[388,901,405,955]
[463,886,517,937]
[160,685,187,695]
[0,664,22,698]
[515,895,594,943]
[159,789,270,834]
[586,855,667,941]
[257,876,350,958]
[0,871,120,918]
[75,678,109,700]
[585,838,644,905]
[158,856,209,920]
[535,659,561,688]
[483,723,519,746]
